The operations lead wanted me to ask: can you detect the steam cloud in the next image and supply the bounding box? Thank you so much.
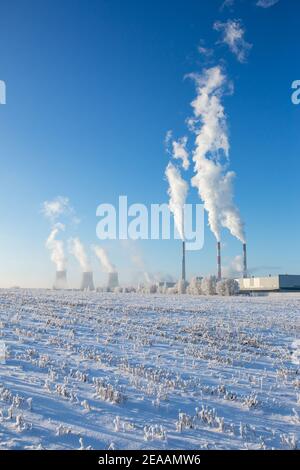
[46,223,67,271]
[165,131,190,170]
[69,237,91,272]
[189,66,245,243]
[172,137,190,170]
[220,0,234,10]
[223,254,243,278]
[165,162,188,240]
[256,0,279,8]
[93,245,116,273]
[42,196,78,223]
[214,19,252,63]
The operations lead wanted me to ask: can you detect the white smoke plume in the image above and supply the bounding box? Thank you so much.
[165,131,190,170]
[256,0,279,8]
[198,45,214,58]
[69,237,91,272]
[189,66,245,243]
[172,137,190,170]
[220,0,235,10]
[42,196,80,224]
[214,19,252,63]
[165,162,188,240]
[92,245,116,273]
[46,223,67,271]
[223,254,243,278]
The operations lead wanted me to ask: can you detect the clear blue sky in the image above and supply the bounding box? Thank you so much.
[0,0,299,288]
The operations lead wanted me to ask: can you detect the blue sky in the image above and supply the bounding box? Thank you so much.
[0,0,299,288]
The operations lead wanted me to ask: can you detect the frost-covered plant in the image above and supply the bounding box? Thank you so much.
[78,437,92,450]
[93,378,125,404]
[292,408,300,424]
[177,280,187,295]
[15,414,31,432]
[81,400,91,412]
[216,279,239,296]
[280,433,298,450]
[113,416,120,432]
[186,277,202,295]
[176,412,194,432]
[201,276,217,295]
[56,424,72,436]
[144,424,167,441]
[243,393,259,409]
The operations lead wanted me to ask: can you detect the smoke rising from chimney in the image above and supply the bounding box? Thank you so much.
[165,162,188,240]
[69,237,91,272]
[92,245,116,273]
[172,137,190,170]
[189,66,245,243]
[46,223,67,271]
[165,131,190,171]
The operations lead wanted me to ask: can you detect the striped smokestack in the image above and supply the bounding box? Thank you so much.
[243,243,247,279]
[182,241,186,282]
[217,242,222,281]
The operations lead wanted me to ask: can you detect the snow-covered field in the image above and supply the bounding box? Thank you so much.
[0,289,299,450]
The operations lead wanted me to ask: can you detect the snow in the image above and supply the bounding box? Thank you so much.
[0,289,299,450]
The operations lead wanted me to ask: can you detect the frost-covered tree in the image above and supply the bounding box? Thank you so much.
[201,276,217,295]
[216,279,239,296]
[149,284,157,294]
[177,280,187,294]
[187,277,202,295]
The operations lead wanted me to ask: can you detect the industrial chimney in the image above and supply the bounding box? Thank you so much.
[182,241,186,282]
[80,272,95,291]
[243,243,248,279]
[217,242,222,281]
[54,270,67,290]
[107,272,119,290]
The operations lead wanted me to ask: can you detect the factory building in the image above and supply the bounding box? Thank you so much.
[237,275,300,293]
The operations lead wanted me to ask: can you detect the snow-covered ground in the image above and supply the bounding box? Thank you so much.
[0,289,299,450]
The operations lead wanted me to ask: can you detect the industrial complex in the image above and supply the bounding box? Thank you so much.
[237,275,300,293]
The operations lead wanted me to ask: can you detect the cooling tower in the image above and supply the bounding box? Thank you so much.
[107,272,119,290]
[182,241,186,282]
[217,242,222,281]
[80,272,95,291]
[54,270,67,290]
[243,243,248,279]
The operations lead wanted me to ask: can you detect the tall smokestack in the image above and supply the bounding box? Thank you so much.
[182,241,186,282]
[243,243,247,279]
[80,272,95,291]
[54,270,67,290]
[217,242,222,281]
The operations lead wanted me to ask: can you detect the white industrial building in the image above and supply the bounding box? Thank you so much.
[237,275,300,293]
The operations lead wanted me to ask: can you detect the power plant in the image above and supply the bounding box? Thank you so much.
[80,272,95,291]
[53,270,67,290]
[107,272,119,290]
[46,233,300,295]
